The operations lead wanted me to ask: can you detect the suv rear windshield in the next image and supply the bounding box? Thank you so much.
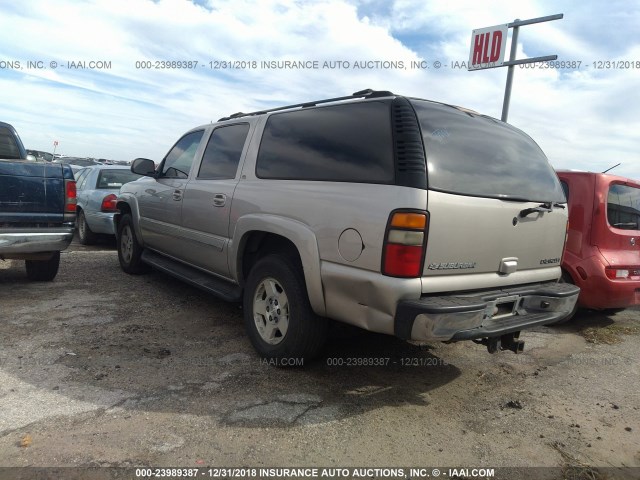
[410,100,565,202]
[608,183,640,230]
[256,101,394,183]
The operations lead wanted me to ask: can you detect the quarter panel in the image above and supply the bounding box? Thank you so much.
[232,213,327,316]
[231,182,429,317]
[231,180,428,274]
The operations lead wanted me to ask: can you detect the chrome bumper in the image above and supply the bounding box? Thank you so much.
[395,282,580,342]
[0,225,74,256]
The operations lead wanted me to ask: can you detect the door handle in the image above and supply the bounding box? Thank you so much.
[213,193,226,207]
[172,189,183,201]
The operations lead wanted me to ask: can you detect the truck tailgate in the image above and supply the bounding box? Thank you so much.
[0,161,65,223]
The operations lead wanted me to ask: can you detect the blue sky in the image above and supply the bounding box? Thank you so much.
[0,0,638,179]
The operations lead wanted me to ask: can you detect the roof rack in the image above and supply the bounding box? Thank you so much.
[217,89,395,121]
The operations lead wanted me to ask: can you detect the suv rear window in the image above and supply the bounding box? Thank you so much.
[410,100,565,202]
[608,183,640,230]
[256,101,394,183]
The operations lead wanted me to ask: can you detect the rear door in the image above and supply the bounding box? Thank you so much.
[597,178,640,267]
[410,100,567,289]
[180,122,252,277]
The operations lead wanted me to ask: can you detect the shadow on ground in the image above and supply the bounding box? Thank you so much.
[1,252,461,429]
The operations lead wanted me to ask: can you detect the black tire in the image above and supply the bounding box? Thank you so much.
[77,209,97,245]
[117,214,149,274]
[243,253,328,363]
[548,271,579,325]
[25,251,60,281]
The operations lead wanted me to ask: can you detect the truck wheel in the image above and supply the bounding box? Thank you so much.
[243,253,328,363]
[25,251,60,281]
[77,210,97,245]
[548,272,579,325]
[117,214,149,274]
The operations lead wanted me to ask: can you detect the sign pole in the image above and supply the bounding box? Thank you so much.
[501,21,519,122]
[468,14,563,123]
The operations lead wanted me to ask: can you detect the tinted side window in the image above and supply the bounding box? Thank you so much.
[608,184,640,230]
[198,124,250,179]
[74,168,90,187]
[162,130,205,179]
[76,168,96,190]
[256,102,394,183]
[80,168,96,190]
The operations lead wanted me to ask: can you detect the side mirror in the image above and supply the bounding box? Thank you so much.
[131,158,156,177]
[25,154,38,162]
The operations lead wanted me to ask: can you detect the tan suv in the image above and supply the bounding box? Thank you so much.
[115,89,579,361]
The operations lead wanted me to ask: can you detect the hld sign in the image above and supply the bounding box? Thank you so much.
[468,24,508,70]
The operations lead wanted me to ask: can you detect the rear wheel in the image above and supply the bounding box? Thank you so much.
[243,253,327,363]
[77,210,97,245]
[117,214,149,274]
[25,251,60,281]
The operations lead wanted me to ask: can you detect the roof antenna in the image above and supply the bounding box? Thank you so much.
[602,163,621,174]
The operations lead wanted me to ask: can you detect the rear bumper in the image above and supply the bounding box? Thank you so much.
[578,274,640,309]
[395,281,580,342]
[0,225,74,257]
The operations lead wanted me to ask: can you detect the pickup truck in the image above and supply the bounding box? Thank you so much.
[0,121,76,281]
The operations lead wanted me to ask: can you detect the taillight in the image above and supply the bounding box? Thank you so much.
[382,211,428,277]
[64,179,77,212]
[100,193,118,212]
[605,267,640,280]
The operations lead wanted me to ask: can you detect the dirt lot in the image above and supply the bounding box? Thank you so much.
[1,237,639,479]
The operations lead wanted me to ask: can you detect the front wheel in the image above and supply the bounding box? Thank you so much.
[25,251,60,281]
[117,214,149,274]
[243,254,327,363]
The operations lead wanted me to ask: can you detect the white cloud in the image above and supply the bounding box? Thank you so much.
[0,0,638,179]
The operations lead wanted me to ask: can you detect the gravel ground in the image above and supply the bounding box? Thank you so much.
[0,237,639,479]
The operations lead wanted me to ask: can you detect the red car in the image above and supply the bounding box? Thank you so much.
[556,170,640,317]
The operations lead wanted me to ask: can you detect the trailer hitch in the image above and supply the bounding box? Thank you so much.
[474,332,525,354]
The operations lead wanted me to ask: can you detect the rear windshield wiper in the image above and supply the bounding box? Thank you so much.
[519,202,566,218]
